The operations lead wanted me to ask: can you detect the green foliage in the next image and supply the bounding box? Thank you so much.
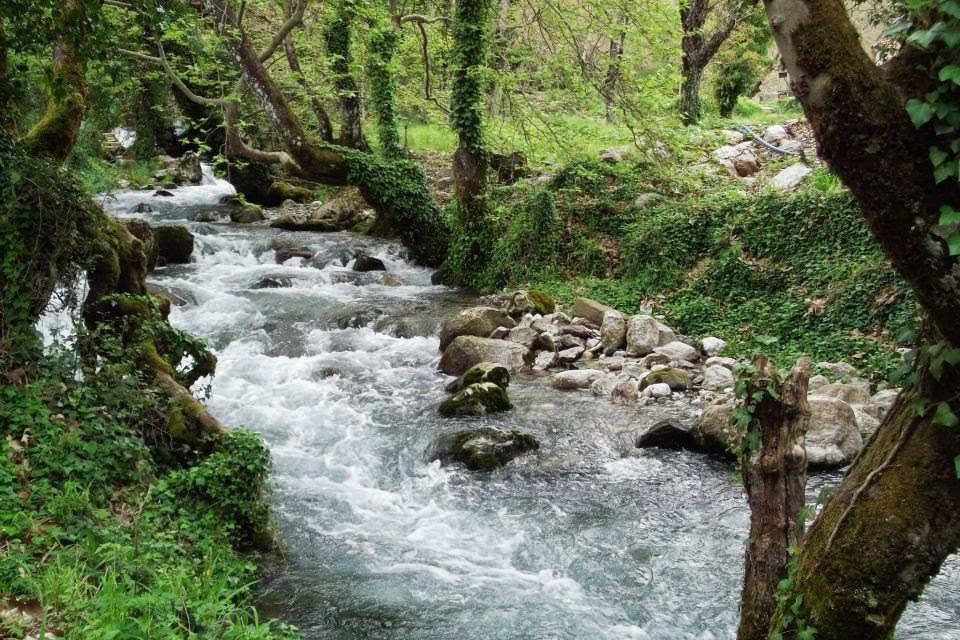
[711,5,773,118]
[450,0,493,156]
[366,27,403,158]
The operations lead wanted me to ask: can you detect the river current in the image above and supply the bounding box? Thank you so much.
[98,173,959,640]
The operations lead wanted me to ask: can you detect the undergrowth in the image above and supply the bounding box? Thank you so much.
[454,157,917,379]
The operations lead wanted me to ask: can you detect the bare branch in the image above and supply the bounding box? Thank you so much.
[118,46,225,107]
[258,0,307,63]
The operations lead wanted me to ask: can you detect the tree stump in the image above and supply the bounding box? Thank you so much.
[737,356,811,640]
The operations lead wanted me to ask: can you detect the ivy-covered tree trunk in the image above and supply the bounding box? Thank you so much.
[440,0,494,283]
[679,51,703,125]
[751,0,960,636]
[325,0,367,150]
[366,27,403,158]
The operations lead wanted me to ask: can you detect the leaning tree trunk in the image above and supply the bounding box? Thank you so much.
[755,0,960,634]
[737,357,811,640]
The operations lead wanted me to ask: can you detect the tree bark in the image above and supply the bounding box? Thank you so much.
[325,0,367,150]
[679,51,703,125]
[738,357,811,640]
[679,0,741,124]
[282,0,334,142]
[602,25,626,122]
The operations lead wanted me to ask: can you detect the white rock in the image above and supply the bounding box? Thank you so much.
[705,356,737,369]
[702,365,735,391]
[711,145,741,161]
[805,397,863,467]
[534,351,558,370]
[656,322,678,346]
[808,374,831,391]
[645,382,672,398]
[721,129,745,143]
[551,369,605,390]
[817,361,858,379]
[654,341,699,362]
[772,163,812,190]
[701,337,727,357]
[763,124,788,143]
[600,310,628,354]
[867,388,900,419]
[851,404,881,439]
[626,315,660,356]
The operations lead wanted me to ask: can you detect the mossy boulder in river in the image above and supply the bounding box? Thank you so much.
[439,307,516,352]
[431,427,539,470]
[152,225,194,264]
[122,219,158,270]
[506,289,555,318]
[438,382,512,417]
[268,180,314,204]
[640,367,692,392]
[446,362,510,393]
[439,336,532,376]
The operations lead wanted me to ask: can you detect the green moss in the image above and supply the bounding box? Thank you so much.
[641,367,692,391]
[153,225,195,264]
[438,381,513,416]
[268,180,314,203]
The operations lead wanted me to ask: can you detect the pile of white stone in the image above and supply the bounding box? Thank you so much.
[710,122,812,190]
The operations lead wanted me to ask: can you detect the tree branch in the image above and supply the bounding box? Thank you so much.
[119,46,225,107]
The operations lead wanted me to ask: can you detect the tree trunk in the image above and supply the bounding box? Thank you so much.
[680,50,703,125]
[326,0,367,150]
[738,357,811,640]
[487,0,511,118]
[366,27,403,158]
[603,25,626,122]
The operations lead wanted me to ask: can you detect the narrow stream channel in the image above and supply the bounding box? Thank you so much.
[100,175,960,640]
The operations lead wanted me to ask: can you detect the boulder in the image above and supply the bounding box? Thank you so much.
[431,427,538,470]
[505,326,540,349]
[702,365,735,391]
[152,225,194,264]
[867,388,900,419]
[656,322,678,346]
[446,362,510,393]
[550,369,605,390]
[132,203,155,214]
[655,341,700,363]
[851,404,881,439]
[439,307,516,352]
[439,336,531,376]
[611,380,639,405]
[701,337,727,357]
[570,298,613,326]
[353,253,386,272]
[734,151,760,177]
[705,356,737,369]
[275,246,314,264]
[772,163,812,190]
[691,404,739,455]
[817,361,858,379]
[229,204,265,224]
[533,351,558,370]
[640,367,692,392]
[812,383,872,405]
[635,419,697,450]
[250,276,292,290]
[626,315,660,356]
[267,180,314,204]
[174,151,203,184]
[154,189,174,197]
[558,345,585,365]
[382,273,406,287]
[762,124,789,144]
[600,145,632,164]
[805,397,863,468]
[808,374,831,391]
[600,310,627,354]
[438,382,513,417]
[645,383,672,398]
[507,289,555,317]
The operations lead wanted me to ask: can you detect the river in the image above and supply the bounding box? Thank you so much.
[100,173,960,640]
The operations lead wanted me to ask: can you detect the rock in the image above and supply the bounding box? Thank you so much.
[600,310,627,354]
[267,180,314,203]
[550,369,605,390]
[490,151,528,183]
[634,193,660,208]
[275,246,314,264]
[640,367,692,392]
[590,374,619,397]
[439,307,516,352]
[152,225,194,264]
[635,419,697,450]
[701,337,727,357]
[867,388,900,419]
[817,361,858,379]
[851,404,881,438]
[195,210,228,223]
[561,324,599,340]
[611,380,639,405]
[705,356,737,369]
[777,139,803,154]
[772,163,812,190]
[645,383,672,398]
[655,341,700,363]
[626,315,660,357]
[641,353,672,368]
[438,382,513,417]
[132,203,154,214]
[505,327,540,350]
[805,397,863,467]
[691,404,739,455]
[446,362,511,393]
[762,124,789,144]
[175,151,203,184]
[812,383,872,405]
[489,327,510,340]
[439,336,531,376]
[534,351,558,370]
[269,188,373,232]
[122,219,158,270]
[711,145,741,162]
[507,289,555,317]
[536,332,558,352]
[734,150,760,177]
[431,427,539,470]
[250,276,292,289]
[570,298,613,326]
[600,145,632,164]
[702,365,735,391]
[229,204,265,223]
[559,334,586,350]
[353,253,386,272]
[808,374,830,391]
[154,189,174,197]
[558,346,585,365]
[382,273,405,287]
[721,130,745,144]
[656,322,678,346]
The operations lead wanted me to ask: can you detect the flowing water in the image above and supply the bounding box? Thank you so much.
[100,174,960,640]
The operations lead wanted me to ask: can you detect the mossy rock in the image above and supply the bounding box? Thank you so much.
[152,225,194,264]
[431,426,539,470]
[229,203,264,224]
[445,362,511,393]
[122,219,158,270]
[640,367,692,391]
[507,289,556,318]
[438,382,513,417]
[268,180,314,204]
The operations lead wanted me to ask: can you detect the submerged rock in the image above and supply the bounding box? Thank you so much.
[431,427,539,471]
[353,253,386,272]
[550,369,605,390]
[439,307,516,352]
[634,420,697,450]
[152,225,194,264]
[439,336,531,376]
[438,382,513,417]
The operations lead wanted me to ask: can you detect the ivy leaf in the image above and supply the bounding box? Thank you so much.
[906,99,935,127]
[930,146,949,166]
[943,0,960,17]
[932,402,959,427]
[913,398,931,416]
[954,454,960,479]
[939,64,960,85]
[948,231,960,256]
[941,205,960,225]
[934,162,956,183]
